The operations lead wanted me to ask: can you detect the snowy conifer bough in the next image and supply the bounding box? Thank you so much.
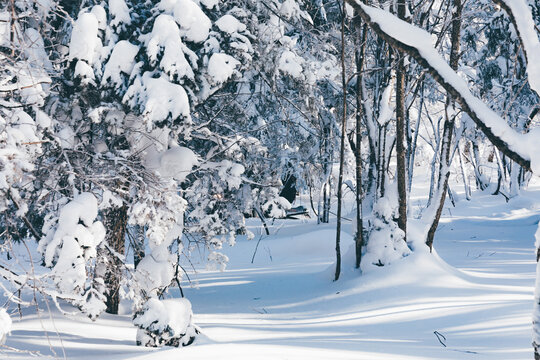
[344,0,540,356]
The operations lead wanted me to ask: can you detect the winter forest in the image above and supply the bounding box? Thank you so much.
[1,0,540,358]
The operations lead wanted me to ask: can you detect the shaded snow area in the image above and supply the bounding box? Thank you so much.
[2,186,540,359]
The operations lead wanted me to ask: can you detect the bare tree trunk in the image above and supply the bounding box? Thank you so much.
[335,4,348,281]
[355,21,368,269]
[395,0,407,240]
[471,137,488,190]
[457,139,471,200]
[102,205,128,314]
[425,0,462,251]
[133,225,145,268]
[408,82,424,192]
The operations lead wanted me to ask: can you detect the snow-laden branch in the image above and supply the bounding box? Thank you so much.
[493,0,540,96]
[345,0,540,173]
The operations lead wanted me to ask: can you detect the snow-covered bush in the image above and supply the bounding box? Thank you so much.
[362,186,411,272]
[0,308,11,345]
[133,298,198,347]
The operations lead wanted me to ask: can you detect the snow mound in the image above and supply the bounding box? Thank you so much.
[0,308,11,345]
[133,298,198,347]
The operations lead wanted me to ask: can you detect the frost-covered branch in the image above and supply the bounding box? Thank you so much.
[344,0,539,173]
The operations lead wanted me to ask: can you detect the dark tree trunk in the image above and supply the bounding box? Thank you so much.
[354,20,368,269]
[334,4,348,281]
[395,0,408,240]
[133,225,145,268]
[103,205,128,314]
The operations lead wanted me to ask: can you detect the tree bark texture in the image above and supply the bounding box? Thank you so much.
[103,205,128,314]
[334,4,347,281]
[395,0,408,239]
[355,21,368,269]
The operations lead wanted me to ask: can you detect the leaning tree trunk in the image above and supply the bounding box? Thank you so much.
[102,205,128,314]
[395,0,408,240]
[425,0,462,251]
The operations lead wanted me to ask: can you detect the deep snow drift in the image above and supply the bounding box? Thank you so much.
[1,186,539,359]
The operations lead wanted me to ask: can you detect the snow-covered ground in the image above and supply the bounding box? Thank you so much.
[2,188,539,359]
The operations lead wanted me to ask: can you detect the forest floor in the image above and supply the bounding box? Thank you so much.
[2,183,540,359]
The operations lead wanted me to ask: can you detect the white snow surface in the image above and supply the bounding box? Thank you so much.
[157,146,198,182]
[39,192,105,267]
[0,308,11,345]
[134,298,193,338]
[0,11,10,47]
[143,14,194,80]
[278,50,304,79]
[124,73,191,126]
[4,180,540,359]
